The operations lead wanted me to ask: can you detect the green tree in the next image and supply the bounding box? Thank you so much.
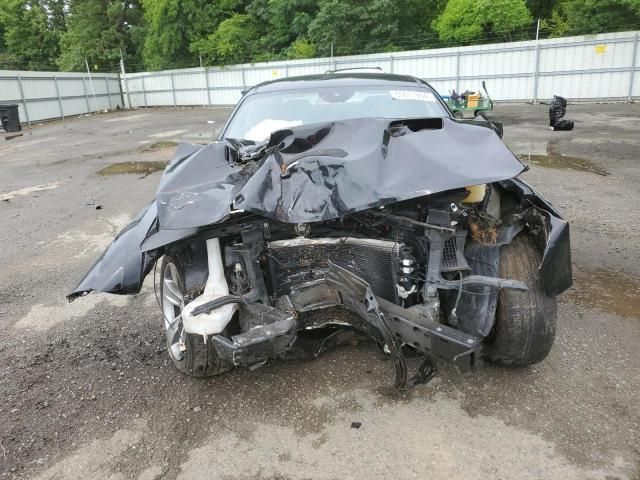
[0,0,62,70]
[0,17,7,62]
[142,0,191,69]
[544,0,640,36]
[526,0,557,19]
[47,0,68,31]
[142,0,246,70]
[287,38,315,59]
[58,0,143,72]
[307,0,442,56]
[191,13,259,64]
[434,0,534,43]
[246,0,318,57]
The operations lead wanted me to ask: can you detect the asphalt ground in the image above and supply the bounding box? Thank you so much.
[0,104,639,479]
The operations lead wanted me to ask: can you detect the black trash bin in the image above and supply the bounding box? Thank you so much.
[0,104,22,133]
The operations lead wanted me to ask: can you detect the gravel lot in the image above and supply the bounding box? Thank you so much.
[0,104,639,479]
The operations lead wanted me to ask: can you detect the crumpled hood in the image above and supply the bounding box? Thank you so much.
[156,117,525,230]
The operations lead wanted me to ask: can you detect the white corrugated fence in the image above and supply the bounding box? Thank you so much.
[1,30,638,123]
[122,31,640,109]
[0,70,122,124]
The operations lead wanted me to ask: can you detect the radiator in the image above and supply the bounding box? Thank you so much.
[266,237,399,301]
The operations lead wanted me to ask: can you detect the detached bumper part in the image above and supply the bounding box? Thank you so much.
[199,264,479,388]
[325,262,480,386]
[210,303,296,366]
[379,298,480,376]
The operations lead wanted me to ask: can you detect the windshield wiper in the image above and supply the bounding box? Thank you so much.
[223,137,271,164]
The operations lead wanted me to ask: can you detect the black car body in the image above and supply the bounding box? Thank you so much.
[69,73,572,387]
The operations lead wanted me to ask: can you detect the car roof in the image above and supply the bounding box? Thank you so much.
[249,72,426,94]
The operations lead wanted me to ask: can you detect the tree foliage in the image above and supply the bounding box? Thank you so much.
[287,38,316,59]
[141,0,197,70]
[246,0,319,56]
[142,0,247,70]
[0,0,638,72]
[307,0,444,56]
[434,0,534,42]
[191,13,259,64]
[0,18,12,67]
[0,0,63,70]
[544,0,640,37]
[58,0,143,71]
[526,0,556,18]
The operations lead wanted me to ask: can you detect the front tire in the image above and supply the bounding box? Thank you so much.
[484,236,557,366]
[160,256,231,377]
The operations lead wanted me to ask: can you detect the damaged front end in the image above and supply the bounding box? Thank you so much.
[69,116,572,387]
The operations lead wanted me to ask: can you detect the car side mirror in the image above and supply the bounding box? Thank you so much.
[454,117,504,138]
[486,120,503,138]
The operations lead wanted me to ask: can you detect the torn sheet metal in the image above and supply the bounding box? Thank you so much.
[68,202,158,300]
[155,142,246,231]
[499,177,573,295]
[68,118,570,302]
[156,117,526,229]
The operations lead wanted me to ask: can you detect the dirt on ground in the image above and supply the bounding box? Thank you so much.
[0,104,639,479]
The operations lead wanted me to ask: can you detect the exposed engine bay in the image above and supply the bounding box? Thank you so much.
[68,115,572,388]
[153,181,563,387]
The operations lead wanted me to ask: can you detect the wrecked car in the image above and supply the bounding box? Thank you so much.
[69,73,572,387]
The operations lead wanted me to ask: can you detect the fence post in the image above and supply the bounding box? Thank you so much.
[205,68,211,106]
[198,56,208,107]
[81,75,91,112]
[455,50,461,93]
[628,34,638,102]
[389,55,394,73]
[170,72,177,107]
[105,77,113,109]
[117,72,128,109]
[16,75,31,127]
[141,75,148,108]
[84,60,99,113]
[285,64,289,78]
[532,44,541,104]
[201,66,207,107]
[54,75,64,120]
[119,55,131,109]
[241,67,246,90]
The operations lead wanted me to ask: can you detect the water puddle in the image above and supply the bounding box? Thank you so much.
[517,152,609,176]
[144,141,178,151]
[96,161,167,176]
[564,267,640,320]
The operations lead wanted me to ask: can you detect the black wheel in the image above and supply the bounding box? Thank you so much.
[484,236,557,366]
[160,256,232,377]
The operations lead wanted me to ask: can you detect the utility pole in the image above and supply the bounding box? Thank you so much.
[85,59,99,113]
[200,55,207,108]
[531,19,542,104]
[120,49,131,109]
[330,42,335,71]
